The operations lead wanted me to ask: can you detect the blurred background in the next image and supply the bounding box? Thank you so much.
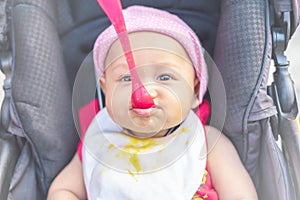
[286,29,300,101]
[0,29,299,112]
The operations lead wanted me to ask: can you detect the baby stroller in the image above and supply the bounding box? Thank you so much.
[0,0,299,199]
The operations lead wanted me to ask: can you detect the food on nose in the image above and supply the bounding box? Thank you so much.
[131,85,155,109]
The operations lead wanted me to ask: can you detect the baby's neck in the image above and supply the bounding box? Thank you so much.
[124,124,181,138]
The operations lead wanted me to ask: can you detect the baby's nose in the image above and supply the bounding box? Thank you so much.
[146,86,158,99]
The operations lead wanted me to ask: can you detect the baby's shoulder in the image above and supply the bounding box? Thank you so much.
[204,125,233,155]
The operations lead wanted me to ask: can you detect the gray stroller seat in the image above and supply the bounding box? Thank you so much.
[0,0,299,199]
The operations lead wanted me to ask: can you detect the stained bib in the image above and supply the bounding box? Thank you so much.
[82,108,207,200]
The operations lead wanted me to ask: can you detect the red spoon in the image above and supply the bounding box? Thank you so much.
[97,0,155,109]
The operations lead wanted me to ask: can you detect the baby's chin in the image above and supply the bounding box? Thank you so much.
[118,115,183,138]
[116,116,165,137]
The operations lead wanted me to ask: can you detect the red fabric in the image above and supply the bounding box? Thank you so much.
[194,99,218,200]
[193,168,218,199]
[196,99,210,125]
[77,99,100,161]
[77,98,218,199]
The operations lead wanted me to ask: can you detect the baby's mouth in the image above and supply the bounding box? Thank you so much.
[130,106,156,117]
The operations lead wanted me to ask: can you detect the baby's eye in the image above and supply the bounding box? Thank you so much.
[121,75,132,82]
[157,74,172,81]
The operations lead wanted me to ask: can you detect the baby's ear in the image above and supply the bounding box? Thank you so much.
[191,78,200,109]
[194,78,200,97]
[191,94,200,109]
[99,77,106,94]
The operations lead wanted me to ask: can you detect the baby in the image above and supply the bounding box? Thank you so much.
[48,6,257,200]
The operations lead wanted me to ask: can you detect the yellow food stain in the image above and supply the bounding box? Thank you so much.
[115,153,120,158]
[127,169,138,182]
[192,193,208,200]
[297,117,300,133]
[99,169,106,175]
[185,140,189,145]
[181,128,189,133]
[129,154,141,173]
[128,169,134,177]
[123,137,158,153]
[192,197,203,200]
[108,144,114,149]
[201,170,208,185]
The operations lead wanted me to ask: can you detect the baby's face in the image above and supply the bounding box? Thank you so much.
[100,32,199,138]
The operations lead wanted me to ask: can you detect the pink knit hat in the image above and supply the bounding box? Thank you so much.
[93,6,208,103]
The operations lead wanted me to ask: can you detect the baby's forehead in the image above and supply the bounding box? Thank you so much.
[104,31,191,68]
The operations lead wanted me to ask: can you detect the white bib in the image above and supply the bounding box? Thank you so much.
[82,109,207,200]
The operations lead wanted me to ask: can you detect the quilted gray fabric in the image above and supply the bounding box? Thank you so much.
[214,0,295,199]
[214,0,269,137]
[10,0,77,198]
